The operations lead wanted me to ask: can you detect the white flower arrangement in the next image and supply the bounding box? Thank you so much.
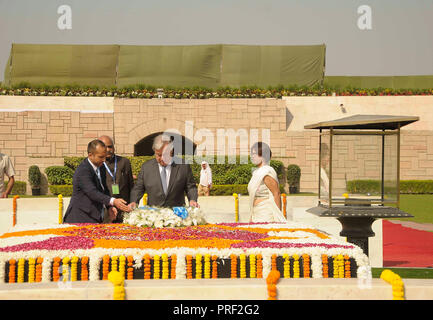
[122,206,208,228]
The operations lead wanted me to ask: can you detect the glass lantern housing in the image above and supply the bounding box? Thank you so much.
[305,115,419,215]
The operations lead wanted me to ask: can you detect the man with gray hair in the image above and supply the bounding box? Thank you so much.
[128,134,199,209]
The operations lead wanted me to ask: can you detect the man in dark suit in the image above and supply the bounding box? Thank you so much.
[98,135,134,223]
[128,134,199,209]
[63,139,131,224]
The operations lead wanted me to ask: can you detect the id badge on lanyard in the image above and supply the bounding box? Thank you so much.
[104,156,119,195]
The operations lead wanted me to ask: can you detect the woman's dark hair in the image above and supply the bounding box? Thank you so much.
[87,139,106,154]
[251,141,272,162]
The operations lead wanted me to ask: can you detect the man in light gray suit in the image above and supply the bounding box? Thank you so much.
[128,134,199,210]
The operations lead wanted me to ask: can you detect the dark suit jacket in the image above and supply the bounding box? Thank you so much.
[130,158,198,208]
[64,159,112,223]
[104,155,134,223]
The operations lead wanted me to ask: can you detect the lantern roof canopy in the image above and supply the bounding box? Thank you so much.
[304,114,419,130]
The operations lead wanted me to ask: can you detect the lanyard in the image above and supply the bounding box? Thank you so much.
[103,155,117,184]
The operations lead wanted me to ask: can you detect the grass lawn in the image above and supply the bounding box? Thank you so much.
[372,267,433,279]
[392,194,433,224]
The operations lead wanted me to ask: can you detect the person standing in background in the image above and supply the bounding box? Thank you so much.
[198,161,212,196]
[0,153,15,198]
[98,135,134,223]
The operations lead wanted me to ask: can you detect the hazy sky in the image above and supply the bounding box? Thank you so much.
[0,0,432,81]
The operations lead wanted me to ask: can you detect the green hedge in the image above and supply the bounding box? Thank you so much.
[45,166,74,185]
[1,83,432,98]
[347,180,433,194]
[400,180,433,194]
[49,185,73,196]
[3,181,26,195]
[64,156,285,185]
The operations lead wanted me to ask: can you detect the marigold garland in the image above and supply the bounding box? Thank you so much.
[211,255,218,279]
[17,258,25,283]
[102,255,110,280]
[143,254,151,279]
[119,255,126,278]
[204,254,211,279]
[302,254,310,278]
[35,257,43,282]
[28,258,35,283]
[52,257,61,282]
[344,255,351,278]
[162,254,169,279]
[127,256,134,280]
[71,256,79,281]
[153,255,160,279]
[62,257,70,282]
[256,254,263,278]
[283,254,290,278]
[239,254,246,278]
[81,257,89,281]
[266,270,281,300]
[333,255,344,278]
[186,255,193,279]
[380,269,405,300]
[195,254,202,279]
[8,259,16,283]
[108,271,125,300]
[111,256,118,272]
[293,254,300,278]
[271,254,277,271]
[171,255,177,279]
[230,254,237,278]
[249,254,256,278]
[322,255,329,278]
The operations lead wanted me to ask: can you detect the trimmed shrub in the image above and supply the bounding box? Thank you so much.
[28,165,41,188]
[207,184,286,196]
[64,156,86,170]
[63,155,285,185]
[287,164,301,186]
[209,184,249,196]
[49,185,73,196]
[3,181,27,195]
[400,180,433,194]
[45,166,74,185]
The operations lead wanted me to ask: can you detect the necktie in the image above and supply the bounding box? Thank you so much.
[95,167,104,190]
[160,166,168,195]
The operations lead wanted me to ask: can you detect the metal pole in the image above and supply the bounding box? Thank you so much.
[329,128,333,208]
[318,129,322,205]
[381,131,385,204]
[397,125,401,209]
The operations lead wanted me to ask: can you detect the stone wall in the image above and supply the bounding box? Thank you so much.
[0,95,432,194]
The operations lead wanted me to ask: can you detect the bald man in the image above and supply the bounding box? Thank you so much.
[99,135,134,223]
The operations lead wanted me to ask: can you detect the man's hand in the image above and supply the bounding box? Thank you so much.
[108,206,118,222]
[113,198,131,212]
[0,192,7,199]
[189,200,200,208]
[128,202,137,211]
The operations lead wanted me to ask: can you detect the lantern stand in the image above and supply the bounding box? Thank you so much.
[305,115,419,256]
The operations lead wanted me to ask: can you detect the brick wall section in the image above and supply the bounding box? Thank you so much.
[0,110,113,193]
[1,96,433,194]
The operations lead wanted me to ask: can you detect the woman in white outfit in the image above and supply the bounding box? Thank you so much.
[247,142,287,223]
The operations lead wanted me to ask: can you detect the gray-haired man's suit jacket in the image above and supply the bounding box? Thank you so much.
[130,158,198,207]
